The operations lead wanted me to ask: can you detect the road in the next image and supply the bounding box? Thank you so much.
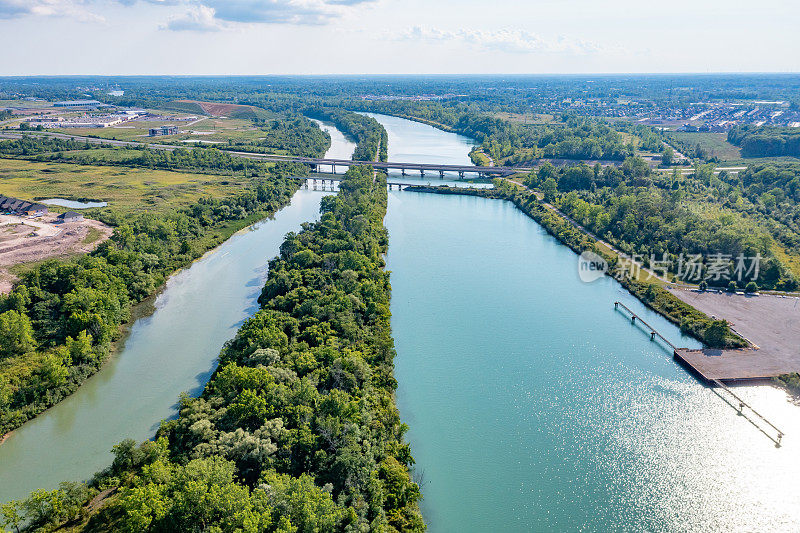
[0,129,752,178]
[0,131,519,175]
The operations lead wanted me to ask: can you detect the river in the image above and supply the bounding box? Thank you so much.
[309,117,357,160]
[0,190,331,504]
[371,112,800,532]
[3,114,800,531]
[361,112,491,188]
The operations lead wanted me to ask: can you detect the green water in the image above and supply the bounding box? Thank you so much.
[0,191,330,504]
[373,113,800,532]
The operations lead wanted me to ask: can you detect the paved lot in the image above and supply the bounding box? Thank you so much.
[669,288,800,380]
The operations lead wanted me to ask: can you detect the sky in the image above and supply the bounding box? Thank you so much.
[0,0,798,75]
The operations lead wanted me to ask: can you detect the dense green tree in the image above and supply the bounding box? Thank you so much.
[662,146,674,166]
[704,320,730,347]
[0,310,36,358]
[542,177,558,202]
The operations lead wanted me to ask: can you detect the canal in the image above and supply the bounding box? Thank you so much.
[0,191,332,504]
[370,112,800,532]
[0,114,354,504]
[3,114,800,532]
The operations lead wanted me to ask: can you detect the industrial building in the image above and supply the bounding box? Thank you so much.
[0,195,49,216]
[27,116,64,123]
[53,100,110,109]
[149,125,178,136]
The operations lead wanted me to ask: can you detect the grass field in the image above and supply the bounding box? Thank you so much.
[0,99,54,109]
[666,132,741,161]
[48,115,280,147]
[0,158,260,214]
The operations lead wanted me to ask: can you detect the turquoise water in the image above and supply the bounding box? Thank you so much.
[309,117,357,160]
[360,112,492,188]
[377,115,800,532]
[0,191,330,504]
[3,114,799,532]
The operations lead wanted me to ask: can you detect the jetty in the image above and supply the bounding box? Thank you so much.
[614,301,785,446]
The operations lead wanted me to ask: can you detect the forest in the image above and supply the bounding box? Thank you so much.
[0,135,316,181]
[523,159,800,291]
[728,125,800,158]
[1,166,425,532]
[305,108,387,162]
[4,75,799,115]
[350,99,635,165]
[224,116,331,158]
[0,172,299,435]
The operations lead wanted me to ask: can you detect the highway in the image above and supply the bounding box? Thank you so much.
[0,130,524,177]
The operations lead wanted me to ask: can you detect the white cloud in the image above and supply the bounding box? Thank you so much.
[0,0,374,27]
[163,5,222,31]
[0,0,104,22]
[398,26,610,55]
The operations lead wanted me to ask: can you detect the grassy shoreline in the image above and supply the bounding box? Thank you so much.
[407,183,800,394]
[0,181,301,437]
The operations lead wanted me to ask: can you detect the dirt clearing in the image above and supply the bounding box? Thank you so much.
[0,214,113,294]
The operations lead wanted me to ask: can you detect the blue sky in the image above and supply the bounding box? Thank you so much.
[0,0,797,75]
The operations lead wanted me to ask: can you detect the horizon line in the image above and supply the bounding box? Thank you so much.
[1,72,800,78]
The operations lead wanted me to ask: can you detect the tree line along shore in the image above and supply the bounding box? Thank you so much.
[3,85,800,529]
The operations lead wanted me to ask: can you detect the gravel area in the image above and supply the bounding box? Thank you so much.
[669,288,800,380]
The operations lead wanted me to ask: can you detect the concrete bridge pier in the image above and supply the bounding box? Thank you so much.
[420,169,425,177]
[331,164,335,175]
[458,170,465,178]
[401,168,406,176]
[439,170,445,179]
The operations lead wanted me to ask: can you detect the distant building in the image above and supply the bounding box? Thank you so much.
[149,125,178,136]
[27,116,64,123]
[676,123,699,132]
[57,211,83,223]
[0,195,48,216]
[58,115,130,128]
[53,100,110,108]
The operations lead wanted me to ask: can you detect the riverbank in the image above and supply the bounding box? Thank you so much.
[13,167,425,532]
[385,184,800,532]
[405,183,800,393]
[0,188,331,505]
[0,176,301,437]
[406,184,747,349]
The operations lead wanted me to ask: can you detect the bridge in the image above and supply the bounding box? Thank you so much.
[244,153,521,177]
[0,132,524,178]
[301,177,410,191]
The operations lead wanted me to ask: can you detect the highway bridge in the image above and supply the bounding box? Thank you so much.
[0,131,524,178]
[302,177,414,191]
[252,154,519,177]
